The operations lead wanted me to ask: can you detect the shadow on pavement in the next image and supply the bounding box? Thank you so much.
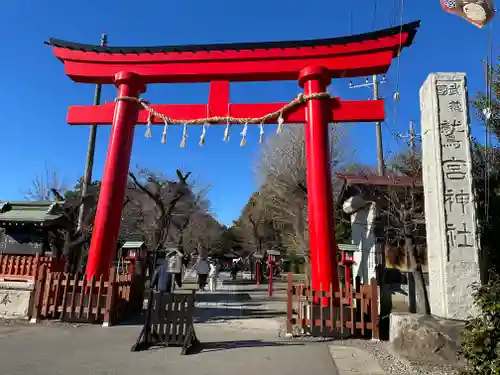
[190,340,304,353]
[246,296,288,303]
[118,313,146,326]
[116,305,286,326]
[222,279,258,286]
[195,293,252,302]
[228,287,288,294]
[195,307,286,323]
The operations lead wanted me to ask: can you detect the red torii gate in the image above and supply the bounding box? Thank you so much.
[47,21,420,298]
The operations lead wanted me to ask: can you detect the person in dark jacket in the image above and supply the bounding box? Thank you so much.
[151,260,173,293]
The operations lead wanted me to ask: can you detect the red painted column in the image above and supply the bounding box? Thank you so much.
[299,66,340,305]
[85,72,146,281]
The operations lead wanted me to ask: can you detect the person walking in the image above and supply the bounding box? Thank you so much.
[166,248,184,291]
[151,259,172,293]
[230,258,241,280]
[208,259,220,292]
[195,256,210,291]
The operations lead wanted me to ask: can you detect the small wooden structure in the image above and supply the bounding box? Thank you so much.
[338,243,358,299]
[286,272,379,340]
[266,249,281,296]
[266,249,281,261]
[0,201,69,281]
[118,241,147,274]
[252,252,265,284]
[132,290,199,355]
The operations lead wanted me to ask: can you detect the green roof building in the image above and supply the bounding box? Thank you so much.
[0,201,69,255]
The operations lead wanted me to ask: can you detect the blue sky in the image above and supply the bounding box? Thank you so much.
[0,0,496,226]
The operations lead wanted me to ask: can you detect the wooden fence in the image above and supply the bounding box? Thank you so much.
[30,265,144,326]
[286,272,379,340]
[0,253,54,281]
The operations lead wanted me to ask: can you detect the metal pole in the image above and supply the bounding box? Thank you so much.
[77,33,108,231]
[373,74,385,176]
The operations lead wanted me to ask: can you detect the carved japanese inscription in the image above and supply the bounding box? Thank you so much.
[436,76,479,263]
[421,72,481,320]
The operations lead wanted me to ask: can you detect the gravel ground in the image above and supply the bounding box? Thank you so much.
[280,321,462,375]
[329,339,460,375]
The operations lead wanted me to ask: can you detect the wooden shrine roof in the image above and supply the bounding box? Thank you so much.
[0,201,66,226]
[121,241,145,249]
[46,21,419,55]
[336,173,422,188]
[335,173,423,208]
[338,243,359,253]
[46,21,420,84]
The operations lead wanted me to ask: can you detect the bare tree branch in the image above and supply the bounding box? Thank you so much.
[127,168,191,251]
[255,124,350,277]
[23,164,67,201]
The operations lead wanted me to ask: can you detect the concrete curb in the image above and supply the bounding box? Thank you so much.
[328,345,385,375]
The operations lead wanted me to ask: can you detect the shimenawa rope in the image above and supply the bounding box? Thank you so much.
[115,92,331,125]
[114,92,332,145]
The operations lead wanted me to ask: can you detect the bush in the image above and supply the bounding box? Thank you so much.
[460,273,500,375]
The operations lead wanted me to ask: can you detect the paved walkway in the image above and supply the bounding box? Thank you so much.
[191,272,287,329]
[0,323,338,375]
[0,273,383,375]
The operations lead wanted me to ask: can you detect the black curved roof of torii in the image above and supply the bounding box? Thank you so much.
[46,21,420,54]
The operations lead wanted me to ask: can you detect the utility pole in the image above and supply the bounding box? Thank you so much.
[409,120,415,153]
[398,120,421,150]
[77,33,108,231]
[398,120,430,314]
[397,120,422,172]
[349,74,387,176]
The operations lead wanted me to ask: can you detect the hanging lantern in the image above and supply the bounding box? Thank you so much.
[441,0,495,28]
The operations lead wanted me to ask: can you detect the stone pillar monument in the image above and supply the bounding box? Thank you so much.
[420,73,481,320]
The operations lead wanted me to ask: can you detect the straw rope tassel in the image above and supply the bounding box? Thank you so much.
[276,113,284,134]
[180,123,188,148]
[259,122,265,144]
[240,123,248,147]
[145,112,154,138]
[199,124,208,147]
[223,122,231,142]
[161,119,168,144]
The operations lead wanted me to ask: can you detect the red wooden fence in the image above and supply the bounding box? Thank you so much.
[0,253,54,281]
[287,272,380,340]
[30,265,144,326]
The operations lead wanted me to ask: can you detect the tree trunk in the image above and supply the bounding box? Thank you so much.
[404,221,431,315]
[176,218,190,251]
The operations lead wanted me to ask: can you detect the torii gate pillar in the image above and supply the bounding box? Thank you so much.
[300,66,339,301]
[85,72,146,279]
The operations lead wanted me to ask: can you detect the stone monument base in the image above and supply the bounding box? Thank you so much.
[390,312,465,366]
[0,281,35,320]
